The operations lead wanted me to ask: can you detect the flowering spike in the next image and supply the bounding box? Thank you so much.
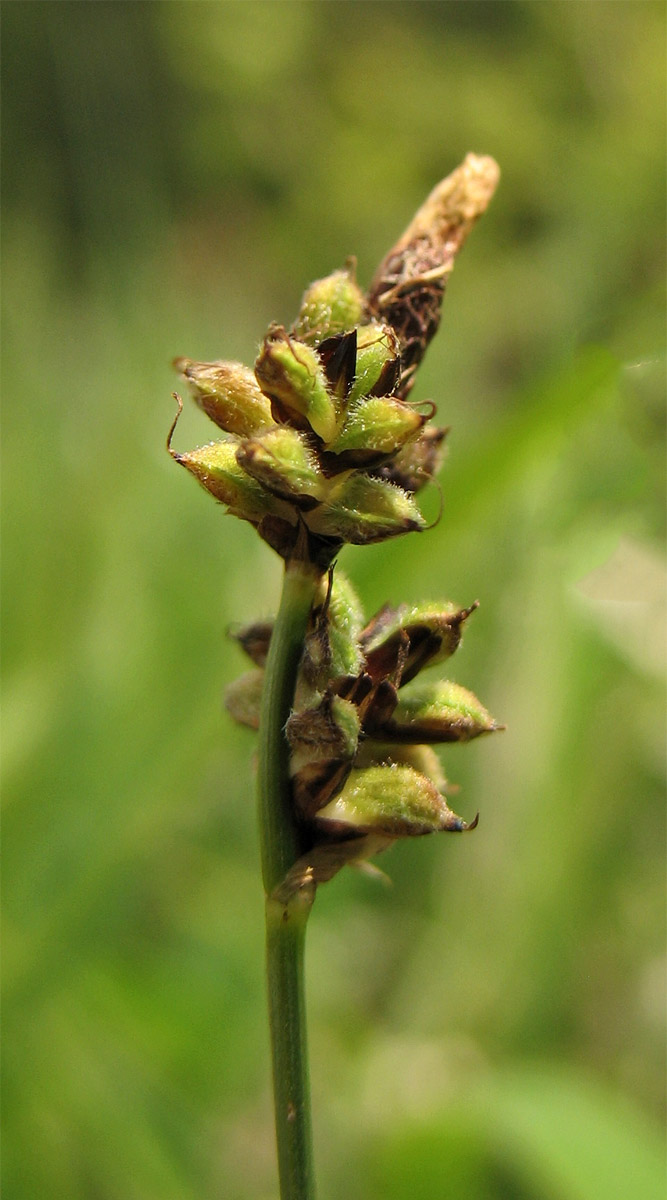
[173,156,499,559]
[171,156,503,890]
[222,579,500,889]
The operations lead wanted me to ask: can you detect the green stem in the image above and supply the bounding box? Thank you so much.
[258,557,320,1200]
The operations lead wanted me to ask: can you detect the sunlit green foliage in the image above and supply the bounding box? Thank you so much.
[2,3,665,1198]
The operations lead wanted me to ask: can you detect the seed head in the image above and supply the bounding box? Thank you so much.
[172,157,503,897]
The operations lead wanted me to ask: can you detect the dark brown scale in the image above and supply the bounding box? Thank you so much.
[316,330,357,397]
[366,242,448,399]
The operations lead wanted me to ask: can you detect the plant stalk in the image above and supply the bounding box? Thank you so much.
[258,556,320,1200]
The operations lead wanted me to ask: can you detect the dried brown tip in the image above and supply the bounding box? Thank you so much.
[388,154,501,256]
[452,600,480,625]
[366,154,500,397]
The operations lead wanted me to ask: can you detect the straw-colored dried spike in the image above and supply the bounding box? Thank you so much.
[366,153,500,397]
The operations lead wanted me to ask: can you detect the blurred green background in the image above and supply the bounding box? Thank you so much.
[2,2,665,1198]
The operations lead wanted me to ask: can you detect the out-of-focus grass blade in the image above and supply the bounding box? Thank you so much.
[442,346,620,528]
[484,1066,666,1200]
[357,1064,664,1200]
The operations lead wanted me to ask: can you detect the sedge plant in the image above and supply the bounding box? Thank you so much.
[170,153,502,1200]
